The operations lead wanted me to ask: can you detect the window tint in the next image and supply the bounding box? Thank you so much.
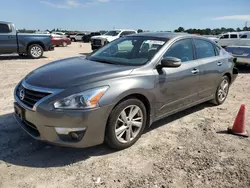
[214,45,221,56]
[230,34,238,39]
[0,24,11,33]
[163,39,194,62]
[117,40,134,51]
[240,34,247,38]
[194,39,216,59]
[220,34,229,39]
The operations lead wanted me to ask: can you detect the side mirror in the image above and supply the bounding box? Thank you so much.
[160,57,181,68]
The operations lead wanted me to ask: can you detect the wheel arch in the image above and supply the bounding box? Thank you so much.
[105,91,154,133]
[26,41,45,51]
[223,72,232,84]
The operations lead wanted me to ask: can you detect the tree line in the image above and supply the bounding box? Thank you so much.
[174,26,250,35]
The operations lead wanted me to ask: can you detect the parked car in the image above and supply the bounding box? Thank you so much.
[82,32,101,42]
[218,32,250,47]
[70,33,86,42]
[35,31,50,35]
[52,32,66,36]
[65,32,78,38]
[14,32,238,150]
[90,29,137,50]
[0,21,54,59]
[225,45,250,65]
[51,35,71,47]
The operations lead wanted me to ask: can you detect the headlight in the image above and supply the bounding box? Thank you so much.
[54,86,109,109]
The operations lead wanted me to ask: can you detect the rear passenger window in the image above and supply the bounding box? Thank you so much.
[230,34,238,39]
[240,35,247,38]
[214,45,221,56]
[194,39,216,59]
[0,23,11,33]
[220,34,229,39]
[163,39,194,62]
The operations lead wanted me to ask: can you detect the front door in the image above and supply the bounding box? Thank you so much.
[154,38,200,118]
[0,23,17,53]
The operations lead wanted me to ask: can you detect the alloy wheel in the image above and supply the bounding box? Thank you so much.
[115,105,143,143]
[30,46,42,58]
[218,79,229,102]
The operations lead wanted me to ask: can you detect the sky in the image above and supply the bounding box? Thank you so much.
[0,0,250,31]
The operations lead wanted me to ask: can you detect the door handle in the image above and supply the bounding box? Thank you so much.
[217,62,222,66]
[191,68,199,74]
[8,36,15,39]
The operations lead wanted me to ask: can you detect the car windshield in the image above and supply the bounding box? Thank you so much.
[104,30,121,36]
[88,36,168,66]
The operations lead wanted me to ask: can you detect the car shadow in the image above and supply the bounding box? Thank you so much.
[236,64,250,74]
[0,102,213,168]
[148,102,213,132]
[0,55,47,60]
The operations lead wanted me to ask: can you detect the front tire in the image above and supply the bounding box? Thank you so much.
[27,44,43,59]
[211,76,230,105]
[105,98,147,150]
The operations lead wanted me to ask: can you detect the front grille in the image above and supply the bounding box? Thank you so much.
[16,85,51,109]
[92,39,101,45]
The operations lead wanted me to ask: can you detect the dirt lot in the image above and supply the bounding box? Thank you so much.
[0,43,250,188]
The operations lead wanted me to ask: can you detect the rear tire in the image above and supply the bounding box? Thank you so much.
[71,38,76,42]
[62,42,67,47]
[105,98,147,150]
[210,76,230,105]
[27,44,43,59]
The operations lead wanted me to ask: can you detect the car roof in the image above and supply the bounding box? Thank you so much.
[0,21,12,24]
[222,32,239,35]
[129,32,191,39]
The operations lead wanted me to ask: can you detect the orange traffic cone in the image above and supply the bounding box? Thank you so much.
[228,104,248,137]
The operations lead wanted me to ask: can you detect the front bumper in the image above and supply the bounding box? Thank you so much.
[14,101,112,148]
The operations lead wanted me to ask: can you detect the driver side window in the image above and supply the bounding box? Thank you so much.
[163,39,194,62]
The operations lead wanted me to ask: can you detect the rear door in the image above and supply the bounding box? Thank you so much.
[0,23,17,53]
[193,39,226,100]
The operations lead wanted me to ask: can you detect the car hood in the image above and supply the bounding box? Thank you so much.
[91,35,117,41]
[24,56,134,88]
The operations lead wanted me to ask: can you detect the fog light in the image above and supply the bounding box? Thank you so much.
[70,132,79,140]
[55,127,86,135]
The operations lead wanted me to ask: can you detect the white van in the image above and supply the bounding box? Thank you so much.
[219,32,250,47]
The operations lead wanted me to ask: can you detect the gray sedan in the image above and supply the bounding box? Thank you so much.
[14,32,238,150]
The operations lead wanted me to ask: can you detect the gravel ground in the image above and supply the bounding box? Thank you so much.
[0,43,250,188]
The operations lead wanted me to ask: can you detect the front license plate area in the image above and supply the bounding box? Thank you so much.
[14,103,25,120]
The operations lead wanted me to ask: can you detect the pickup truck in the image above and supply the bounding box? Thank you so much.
[218,32,250,48]
[0,21,54,59]
[90,29,137,50]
